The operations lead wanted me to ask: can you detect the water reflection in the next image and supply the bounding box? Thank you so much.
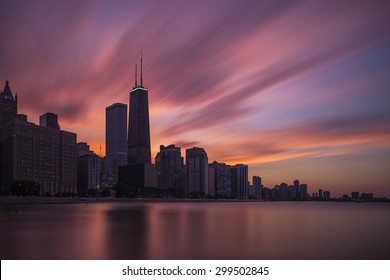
[0,202,389,259]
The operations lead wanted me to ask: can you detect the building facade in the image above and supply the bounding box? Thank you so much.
[105,103,127,182]
[186,147,208,195]
[0,81,77,195]
[77,142,101,191]
[231,164,248,198]
[209,161,232,197]
[127,57,151,165]
[252,176,262,200]
[155,144,185,192]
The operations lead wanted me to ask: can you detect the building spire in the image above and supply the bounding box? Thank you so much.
[135,64,138,87]
[140,51,143,87]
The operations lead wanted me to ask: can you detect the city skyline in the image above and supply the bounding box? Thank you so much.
[1,0,389,197]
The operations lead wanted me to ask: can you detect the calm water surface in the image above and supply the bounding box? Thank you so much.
[0,201,389,259]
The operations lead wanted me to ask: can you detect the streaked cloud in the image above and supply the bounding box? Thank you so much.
[1,0,389,195]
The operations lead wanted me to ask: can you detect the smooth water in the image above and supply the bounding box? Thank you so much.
[0,201,389,259]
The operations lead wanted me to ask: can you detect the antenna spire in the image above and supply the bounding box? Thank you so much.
[135,64,138,87]
[140,51,143,87]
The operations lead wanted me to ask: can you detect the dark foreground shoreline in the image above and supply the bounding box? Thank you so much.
[0,196,388,205]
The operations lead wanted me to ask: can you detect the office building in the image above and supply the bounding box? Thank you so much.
[155,144,185,193]
[119,55,156,190]
[231,164,248,198]
[186,147,208,195]
[299,183,308,200]
[105,103,127,182]
[77,142,101,191]
[209,161,232,197]
[252,176,262,200]
[127,55,151,164]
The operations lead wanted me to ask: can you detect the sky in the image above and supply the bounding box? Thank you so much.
[1,0,389,197]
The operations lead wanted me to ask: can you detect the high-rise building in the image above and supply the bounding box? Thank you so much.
[231,164,248,198]
[209,161,232,197]
[155,144,185,192]
[252,176,262,200]
[299,183,308,200]
[77,142,101,191]
[128,55,151,164]
[0,81,77,195]
[105,103,127,182]
[186,147,208,195]
[118,55,156,190]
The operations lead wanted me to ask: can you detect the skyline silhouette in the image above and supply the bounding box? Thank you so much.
[1,0,389,197]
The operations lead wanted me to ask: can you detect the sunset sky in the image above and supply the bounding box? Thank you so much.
[1,0,389,197]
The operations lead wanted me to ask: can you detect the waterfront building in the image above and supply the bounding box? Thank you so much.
[323,190,331,200]
[105,103,127,182]
[186,147,208,195]
[119,55,156,190]
[299,183,308,200]
[351,191,360,200]
[0,81,77,195]
[155,144,185,193]
[77,142,101,191]
[252,176,262,200]
[209,161,232,197]
[127,55,151,164]
[231,164,248,198]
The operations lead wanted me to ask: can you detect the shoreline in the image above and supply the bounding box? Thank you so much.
[0,196,388,205]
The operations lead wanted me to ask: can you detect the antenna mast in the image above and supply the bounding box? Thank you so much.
[140,51,143,87]
[135,64,138,87]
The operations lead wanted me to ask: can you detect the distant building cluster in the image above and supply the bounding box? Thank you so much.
[342,191,374,202]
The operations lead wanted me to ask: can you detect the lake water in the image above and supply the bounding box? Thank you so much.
[0,201,389,259]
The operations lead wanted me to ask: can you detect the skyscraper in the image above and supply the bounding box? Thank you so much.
[77,142,101,191]
[231,164,248,198]
[118,54,157,190]
[156,144,185,191]
[128,55,151,164]
[253,176,262,200]
[105,103,127,182]
[186,147,208,195]
[209,161,232,197]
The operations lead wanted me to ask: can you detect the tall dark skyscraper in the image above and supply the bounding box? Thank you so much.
[127,55,151,164]
[105,103,127,182]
